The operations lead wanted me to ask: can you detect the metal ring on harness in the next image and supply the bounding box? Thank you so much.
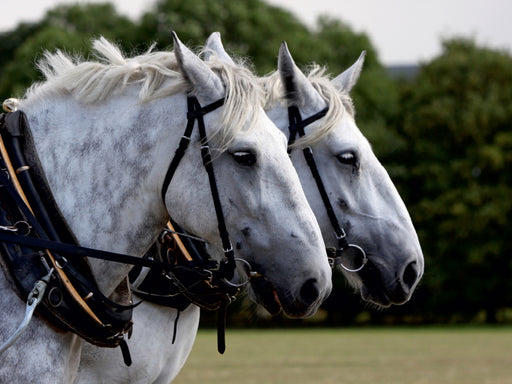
[221,258,262,288]
[329,244,368,273]
[0,221,32,236]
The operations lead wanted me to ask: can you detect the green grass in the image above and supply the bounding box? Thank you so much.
[173,327,512,384]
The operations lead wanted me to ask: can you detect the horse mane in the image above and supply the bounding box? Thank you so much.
[261,65,355,148]
[24,37,265,151]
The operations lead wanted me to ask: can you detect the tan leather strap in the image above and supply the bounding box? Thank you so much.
[0,134,103,325]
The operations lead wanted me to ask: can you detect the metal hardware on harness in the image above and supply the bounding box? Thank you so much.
[0,220,31,235]
[2,98,18,113]
[16,165,30,174]
[0,268,53,355]
[287,105,367,273]
[221,258,262,288]
[328,244,368,273]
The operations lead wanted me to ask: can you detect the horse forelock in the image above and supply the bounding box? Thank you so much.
[262,65,356,148]
[201,54,265,152]
[23,37,264,151]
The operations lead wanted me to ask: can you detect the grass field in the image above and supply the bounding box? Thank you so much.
[173,327,512,384]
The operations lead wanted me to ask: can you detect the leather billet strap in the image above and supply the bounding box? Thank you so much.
[161,96,236,280]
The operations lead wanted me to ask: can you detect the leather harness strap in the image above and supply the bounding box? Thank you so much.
[161,96,235,281]
[287,105,367,271]
[287,105,349,248]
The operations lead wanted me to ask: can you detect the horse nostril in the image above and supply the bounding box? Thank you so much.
[300,278,320,307]
[402,260,419,290]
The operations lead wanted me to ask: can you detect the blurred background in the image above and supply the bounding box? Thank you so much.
[1,0,511,328]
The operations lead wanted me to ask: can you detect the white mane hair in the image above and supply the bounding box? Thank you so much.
[260,65,355,148]
[24,37,265,152]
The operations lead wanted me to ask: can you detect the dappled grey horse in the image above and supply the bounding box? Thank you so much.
[76,33,423,384]
[0,32,331,383]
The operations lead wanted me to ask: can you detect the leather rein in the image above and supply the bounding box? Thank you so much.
[287,105,368,273]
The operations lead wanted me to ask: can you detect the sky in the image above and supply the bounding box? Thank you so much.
[1,0,511,65]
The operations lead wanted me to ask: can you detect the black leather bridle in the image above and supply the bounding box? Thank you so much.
[287,105,367,273]
[161,96,236,281]
[0,96,241,359]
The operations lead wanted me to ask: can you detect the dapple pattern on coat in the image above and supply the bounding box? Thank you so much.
[0,33,333,383]
[75,33,423,384]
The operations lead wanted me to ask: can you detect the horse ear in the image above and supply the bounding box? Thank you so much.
[331,51,366,93]
[172,31,224,100]
[204,32,235,65]
[278,42,325,108]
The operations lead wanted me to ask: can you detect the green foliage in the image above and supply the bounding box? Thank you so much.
[398,38,512,322]
[2,0,510,324]
[0,3,137,99]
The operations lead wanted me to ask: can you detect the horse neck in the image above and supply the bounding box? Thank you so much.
[22,92,186,295]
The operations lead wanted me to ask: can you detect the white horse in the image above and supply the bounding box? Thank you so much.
[76,34,424,384]
[0,32,332,383]
[261,40,424,307]
[204,32,423,305]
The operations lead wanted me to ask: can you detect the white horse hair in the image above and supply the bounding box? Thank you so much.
[75,33,423,384]
[263,40,424,306]
[27,36,263,153]
[0,33,332,383]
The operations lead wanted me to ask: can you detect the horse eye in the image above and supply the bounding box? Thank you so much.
[231,150,257,166]
[336,151,359,167]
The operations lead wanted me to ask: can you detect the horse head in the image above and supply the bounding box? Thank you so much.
[274,43,424,307]
[204,32,423,307]
[166,33,332,318]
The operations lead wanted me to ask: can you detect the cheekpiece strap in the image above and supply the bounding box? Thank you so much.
[161,96,235,278]
[286,105,348,245]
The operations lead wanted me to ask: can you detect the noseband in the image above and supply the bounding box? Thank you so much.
[287,105,367,273]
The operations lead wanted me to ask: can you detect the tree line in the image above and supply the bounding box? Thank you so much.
[1,0,511,325]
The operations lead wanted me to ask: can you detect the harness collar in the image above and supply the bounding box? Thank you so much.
[287,105,367,273]
[0,109,136,364]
